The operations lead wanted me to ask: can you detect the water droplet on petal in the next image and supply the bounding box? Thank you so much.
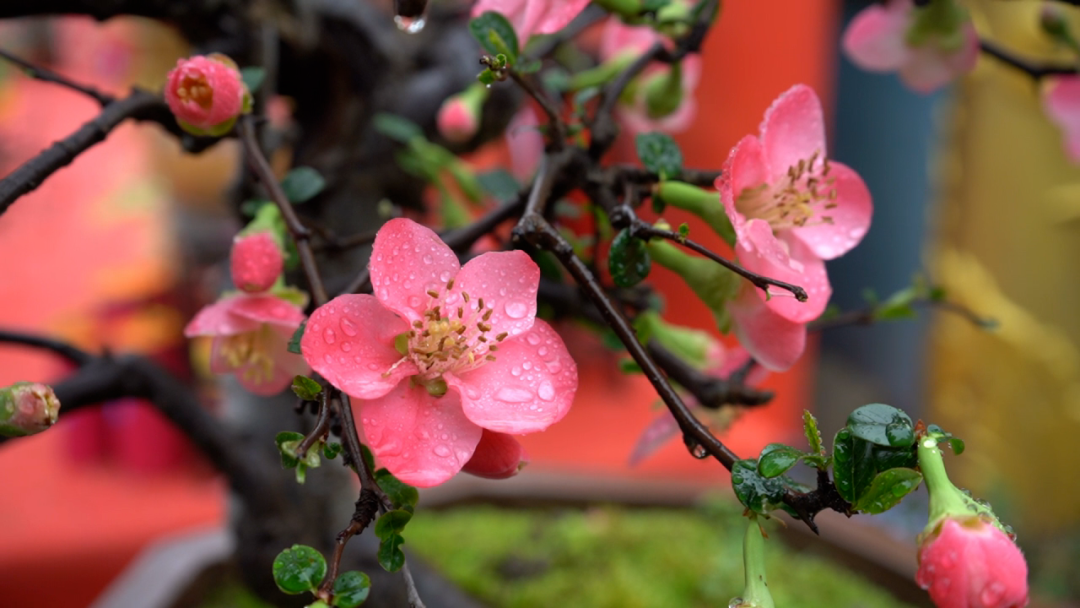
[538,346,548,357]
[522,361,532,370]
[504,300,528,319]
[496,386,533,403]
[367,363,381,371]
[439,271,451,282]
[433,445,451,457]
[340,318,358,337]
[323,328,336,344]
[538,381,555,401]
[423,254,433,264]
[409,296,422,307]
[526,333,541,345]
[341,342,352,352]
[465,387,480,399]
[511,367,521,376]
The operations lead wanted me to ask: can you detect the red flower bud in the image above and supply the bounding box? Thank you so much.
[0,382,60,437]
[916,516,1029,608]
[462,430,529,480]
[436,84,489,144]
[165,54,248,136]
[231,231,284,293]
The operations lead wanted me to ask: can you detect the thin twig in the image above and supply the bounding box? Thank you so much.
[508,69,566,147]
[0,329,94,366]
[239,115,329,306]
[979,39,1077,79]
[295,389,332,459]
[401,561,428,608]
[0,48,115,105]
[808,295,995,332]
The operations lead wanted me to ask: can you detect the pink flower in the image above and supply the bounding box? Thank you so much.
[184,294,310,396]
[599,14,702,134]
[916,516,1029,608]
[471,0,591,43]
[718,84,872,370]
[437,97,479,144]
[231,231,284,294]
[1043,76,1080,162]
[842,0,978,94]
[462,429,530,479]
[164,54,248,134]
[301,218,577,487]
[0,382,60,437]
[507,106,544,181]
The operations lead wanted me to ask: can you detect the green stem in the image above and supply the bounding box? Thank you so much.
[568,55,636,91]
[737,518,775,608]
[917,434,1003,535]
[654,181,735,246]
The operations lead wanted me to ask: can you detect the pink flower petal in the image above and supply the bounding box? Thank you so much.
[628,409,683,466]
[600,18,660,60]
[789,161,873,260]
[736,221,831,323]
[356,382,482,488]
[462,430,529,479]
[760,84,828,182]
[720,135,771,242]
[302,294,418,400]
[452,250,540,339]
[228,294,307,330]
[531,0,591,36]
[916,517,1029,608]
[507,107,544,181]
[1045,75,1080,161]
[841,2,911,73]
[369,218,460,323]
[184,296,262,337]
[447,319,576,434]
[729,285,807,372]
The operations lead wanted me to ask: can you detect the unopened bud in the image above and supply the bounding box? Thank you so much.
[436,83,489,144]
[0,382,60,437]
[462,430,529,479]
[643,63,685,120]
[165,53,251,137]
[231,231,284,293]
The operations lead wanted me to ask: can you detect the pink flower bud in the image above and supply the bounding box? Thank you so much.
[231,231,284,293]
[916,516,1029,608]
[165,54,248,135]
[0,382,60,437]
[462,430,529,480]
[437,97,479,144]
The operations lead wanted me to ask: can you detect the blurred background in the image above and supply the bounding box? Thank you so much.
[0,0,1076,606]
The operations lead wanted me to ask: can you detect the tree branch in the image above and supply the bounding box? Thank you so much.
[0,47,115,105]
[979,39,1077,79]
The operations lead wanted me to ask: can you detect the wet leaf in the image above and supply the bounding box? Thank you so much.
[469,11,519,63]
[635,132,683,180]
[847,403,914,447]
[272,545,326,595]
[853,468,923,514]
[608,229,652,287]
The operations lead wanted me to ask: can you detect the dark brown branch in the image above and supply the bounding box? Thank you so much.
[508,70,566,147]
[0,329,94,366]
[239,115,329,306]
[0,48,114,105]
[647,342,774,409]
[979,39,1077,79]
[808,295,995,332]
[295,389,332,460]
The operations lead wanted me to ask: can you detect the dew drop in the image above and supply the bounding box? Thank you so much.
[538,381,555,401]
[465,387,480,399]
[367,363,381,371]
[394,14,426,33]
[433,445,451,457]
[538,346,548,357]
[980,582,1005,605]
[340,318,358,337]
[526,333,541,345]
[547,361,562,374]
[496,386,533,403]
[522,361,532,371]
[511,367,521,376]
[439,270,451,282]
[341,342,352,352]
[423,254,433,264]
[323,328,336,344]
[409,296,422,307]
[504,300,528,319]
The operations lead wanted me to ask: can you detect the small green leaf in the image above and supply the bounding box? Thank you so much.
[292,376,323,401]
[323,442,342,460]
[730,459,787,514]
[240,66,266,93]
[831,428,876,504]
[847,403,915,448]
[375,509,414,540]
[608,229,652,288]
[332,571,371,607]
[377,533,406,572]
[870,443,918,472]
[757,444,802,479]
[635,132,683,180]
[272,545,327,595]
[373,113,423,143]
[281,167,326,204]
[469,11,520,63]
[642,0,672,10]
[477,169,521,202]
[275,431,305,468]
[677,223,690,239]
[853,468,923,514]
[288,321,307,355]
[295,462,308,484]
[477,68,498,86]
[802,410,824,456]
[375,469,420,511]
[926,424,965,455]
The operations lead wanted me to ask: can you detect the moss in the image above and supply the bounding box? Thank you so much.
[405,501,915,608]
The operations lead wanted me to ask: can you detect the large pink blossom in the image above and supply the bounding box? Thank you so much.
[598,14,702,134]
[471,0,591,43]
[916,516,1029,608]
[164,54,248,133]
[301,218,577,487]
[718,84,872,370]
[185,294,310,396]
[842,0,978,94]
[1043,75,1080,162]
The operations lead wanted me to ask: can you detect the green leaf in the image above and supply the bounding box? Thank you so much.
[730,459,787,514]
[927,424,965,455]
[375,509,414,540]
[802,410,824,456]
[635,132,683,180]
[477,68,498,86]
[847,403,915,448]
[292,376,323,401]
[377,533,406,572]
[288,321,306,355]
[273,545,327,595]
[642,0,672,10]
[275,431,305,468]
[853,468,923,514]
[323,442,342,460]
[757,444,802,479]
[608,229,652,288]
[240,66,266,93]
[332,571,371,607]
[870,443,918,472]
[281,167,326,204]
[375,469,420,511]
[477,169,521,202]
[831,429,876,504]
[469,11,520,63]
[373,113,423,143]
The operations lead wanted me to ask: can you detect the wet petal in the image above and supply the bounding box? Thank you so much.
[447,319,576,434]
[228,294,307,330]
[453,250,540,340]
[760,84,828,182]
[790,161,873,260]
[302,294,417,400]
[729,285,807,372]
[532,0,591,36]
[736,221,831,323]
[369,218,460,323]
[462,430,529,479]
[184,296,261,337]
[356,382,482,488]
[720,135,770,243]
[841,2,911,73]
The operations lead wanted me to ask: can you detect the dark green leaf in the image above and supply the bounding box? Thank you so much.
[608,229,652,288]
[948,437,965,455]
[373,113,423,143]
[870,443,917,472]
[375,509,413,540]
[375,469,419,511]
[477,68,498,86]
[377,534,406,572]
[642,0,671,10]
[287,321,306,355]
[730,459,787,514]
[323,442,342,460]
[651,191,667,214]
[847,403,915,448]
[757,444,802,479]
[275,431,305,468]
[240,67,266,93]
[291,376,322,401]
[332,571,371,607]
[477,169,521,202]
[281,167,326,204]
[272,545,327,595]
[469,11,520,63]
[635,132,683,180]
[831,429,876,504]
[803,410,824,456]
[677,223,690,239]
[853,468,923,514]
